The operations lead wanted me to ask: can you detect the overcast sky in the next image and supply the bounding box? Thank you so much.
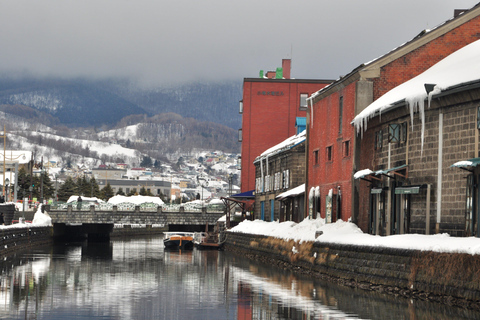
[1,0,479,87]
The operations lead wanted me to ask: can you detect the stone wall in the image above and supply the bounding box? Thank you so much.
[47,206,223,226]
[225,232,480,308]
[0,226,53,257]
[254,142,305,221]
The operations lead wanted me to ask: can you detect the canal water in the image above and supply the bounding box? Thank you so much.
[0,235,478,320]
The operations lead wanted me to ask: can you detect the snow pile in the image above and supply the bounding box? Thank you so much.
[230,218,326,243]
[67,196,105,203]
[231,218,480,255]
[208,198,224,205]
[353,39,480,153]
[32,205,52,226]
[108,195,164,206]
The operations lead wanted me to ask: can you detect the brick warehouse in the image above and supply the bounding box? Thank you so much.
[306,4,480,232]
[354,39,480,237]
[239,59,332,193]
[253,129,306,222]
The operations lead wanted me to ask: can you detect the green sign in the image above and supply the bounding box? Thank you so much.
[395,187,420,194]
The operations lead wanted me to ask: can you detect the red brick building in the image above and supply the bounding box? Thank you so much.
[240,59,332,192]
[307,5,480,230]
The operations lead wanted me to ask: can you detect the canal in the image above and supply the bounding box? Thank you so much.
[0,235,478,320]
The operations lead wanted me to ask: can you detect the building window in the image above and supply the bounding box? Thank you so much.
[126,188,130,193]
[388,122,408,143]
[299,93,308,111]
[313,149,319,165]
[326,146,333,161]
[388,123,400,143]
[338,96,343,135]
[375,129,383,150]
[342,140,350,158]
[239,100,243,114]
[238,129,242,142]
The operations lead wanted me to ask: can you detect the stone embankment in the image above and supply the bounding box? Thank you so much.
[224,231,480,310]
[0,226,53,256]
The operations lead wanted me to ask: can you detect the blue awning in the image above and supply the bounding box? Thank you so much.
[230,190,255,199]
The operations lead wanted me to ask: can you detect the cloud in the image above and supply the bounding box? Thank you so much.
[0,0,478,86]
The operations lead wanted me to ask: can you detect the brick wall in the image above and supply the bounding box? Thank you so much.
[373,15,480,100]
[309,81,356,221]
[241,79,331,192]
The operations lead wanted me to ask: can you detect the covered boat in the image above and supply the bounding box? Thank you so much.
[163,232,194,250]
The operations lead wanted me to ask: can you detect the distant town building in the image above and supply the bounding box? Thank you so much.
[98,179,171,197]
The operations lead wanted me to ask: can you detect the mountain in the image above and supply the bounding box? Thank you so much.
[0,77,242,164]
[0,77,243,130]
[0,78,147,127]
[102,81,243,130]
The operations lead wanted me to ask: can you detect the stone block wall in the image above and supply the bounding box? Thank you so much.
[0,226,53,257]
[254,142,305,221]
[225,232,480,306]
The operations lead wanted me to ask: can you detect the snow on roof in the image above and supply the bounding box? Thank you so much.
[255,130,306,163]
[276,184,305,200]
[353,39,480,153]
[67,195,105,203]
[230,218,480,255]
[108,195,164,205]
[353,169,374,180]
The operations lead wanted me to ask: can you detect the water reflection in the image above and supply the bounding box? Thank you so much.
[0,236,477,319]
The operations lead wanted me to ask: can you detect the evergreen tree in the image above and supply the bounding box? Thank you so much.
[100,183,114,201]
[140,156,152,168]
[139,186,147,196]
[127,188,137,196]
[76,175,90,196]
[57,176,77,202]
[41,173,55,200]
[16,167,31,200]
[116,187,125,195]
[89,177,101,198]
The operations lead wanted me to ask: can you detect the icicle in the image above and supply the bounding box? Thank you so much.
[409,99,415,131]
[419,98,425,155]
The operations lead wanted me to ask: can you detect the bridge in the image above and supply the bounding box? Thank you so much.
[43,205,225,240]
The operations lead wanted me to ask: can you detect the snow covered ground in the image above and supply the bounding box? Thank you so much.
[230,218,480,255]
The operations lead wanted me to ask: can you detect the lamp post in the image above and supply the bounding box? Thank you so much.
[228,173,233,196]
[40,167,44,205]
[54,174,58,206]
[5,178,9,203]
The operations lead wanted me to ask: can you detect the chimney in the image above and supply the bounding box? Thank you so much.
[282,59,291,79]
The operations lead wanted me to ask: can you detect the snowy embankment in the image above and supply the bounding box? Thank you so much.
[0,205,52,229]
[230,218,480,255]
